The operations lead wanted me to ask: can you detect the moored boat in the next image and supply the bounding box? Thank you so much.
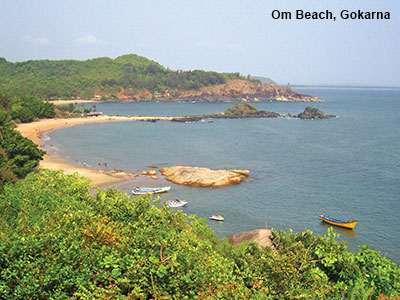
[132,186,171,195]
[210,215,224,221]
[319,215,357,229]
[164,199,187,208]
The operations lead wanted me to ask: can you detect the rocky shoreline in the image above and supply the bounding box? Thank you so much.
[169,79,322,103]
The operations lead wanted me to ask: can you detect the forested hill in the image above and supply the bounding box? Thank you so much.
[0,55,243,99]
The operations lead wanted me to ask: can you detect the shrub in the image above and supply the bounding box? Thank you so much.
[0,170,398,299]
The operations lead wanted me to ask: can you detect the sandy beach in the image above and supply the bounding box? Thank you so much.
[16,115,178,186]
[48,99,102,105]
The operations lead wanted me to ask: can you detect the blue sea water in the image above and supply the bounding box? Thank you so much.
[47,88,400,263]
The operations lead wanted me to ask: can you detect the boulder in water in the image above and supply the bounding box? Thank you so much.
[160,166,249,187]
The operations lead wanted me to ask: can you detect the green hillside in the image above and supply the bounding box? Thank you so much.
[0,55,243,99]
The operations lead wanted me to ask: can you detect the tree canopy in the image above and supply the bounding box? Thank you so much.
[0,93,55,123]
[0,108,44,191]
[0,55,244,99]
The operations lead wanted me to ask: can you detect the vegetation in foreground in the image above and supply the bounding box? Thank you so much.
[0,170,399,299]
[0,107,44,191]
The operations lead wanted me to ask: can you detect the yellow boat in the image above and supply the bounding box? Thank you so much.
[210,215,224,221]
[320,215,357,229]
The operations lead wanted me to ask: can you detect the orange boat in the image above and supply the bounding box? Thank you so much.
[320,215,358,229]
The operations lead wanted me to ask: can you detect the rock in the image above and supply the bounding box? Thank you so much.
[228,229,273,249]
[232,169,250,176]
[160,166,250,187]
[224,103,257,115]
[297,106,336,120]
[171,116,202,123]
[141,170,148,176]
[148,170,157,176]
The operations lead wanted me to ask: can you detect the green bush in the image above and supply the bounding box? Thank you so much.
[0,110,44,191]
[0,170,399,299]
[1,93,55,123]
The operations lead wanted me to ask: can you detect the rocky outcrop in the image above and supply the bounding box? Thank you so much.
[297,106,336,119]
[228,229,274,249]
[159,166,249,187]
[176,79,322,102]
[223,103,281,118]
[170,103,281,122]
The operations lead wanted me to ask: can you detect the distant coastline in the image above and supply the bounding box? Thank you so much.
[286,84,400,90]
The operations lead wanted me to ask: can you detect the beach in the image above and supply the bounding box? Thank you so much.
[48,99,102,105]
[16,115,178,186]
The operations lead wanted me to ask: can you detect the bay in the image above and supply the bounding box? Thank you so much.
[47,88,400,262]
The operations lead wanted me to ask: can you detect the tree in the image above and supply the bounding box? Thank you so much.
[0,110,44,185]
[11,105,35,123]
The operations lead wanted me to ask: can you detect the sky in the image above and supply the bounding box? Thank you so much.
[0,0,399,86]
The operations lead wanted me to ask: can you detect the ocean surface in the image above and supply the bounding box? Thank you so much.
[46,88,400,263]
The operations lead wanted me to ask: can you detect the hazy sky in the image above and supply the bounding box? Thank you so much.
[1,0,399,86]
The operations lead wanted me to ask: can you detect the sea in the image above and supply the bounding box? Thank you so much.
[45,88,400,263]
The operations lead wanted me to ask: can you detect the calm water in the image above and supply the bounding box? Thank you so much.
[47,88,400,263]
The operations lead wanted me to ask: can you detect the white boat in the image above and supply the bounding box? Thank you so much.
[164,200,188,208]
[209,215,224,221]
[132,186,171,195]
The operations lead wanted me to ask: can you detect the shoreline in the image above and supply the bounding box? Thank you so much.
[48,99,102,105]
[16,116,179,187]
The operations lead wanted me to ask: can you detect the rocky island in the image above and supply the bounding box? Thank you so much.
[296,106,336,119]
[170,103,336,122]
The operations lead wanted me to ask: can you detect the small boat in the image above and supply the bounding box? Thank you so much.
[132,186,171,195]
[210,215,224,221]
[164,199,187,208]
[320,215,357,229]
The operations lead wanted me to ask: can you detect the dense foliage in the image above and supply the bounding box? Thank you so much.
[0,93,55,123]
[0,170,398,299]
[0,54,243,99]
[0,109,44,191]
